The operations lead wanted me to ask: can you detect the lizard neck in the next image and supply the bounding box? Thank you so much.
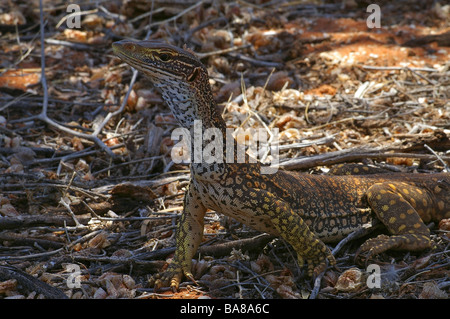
[154,71,250,173]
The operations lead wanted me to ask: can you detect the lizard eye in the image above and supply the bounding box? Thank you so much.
[159,53,172,62]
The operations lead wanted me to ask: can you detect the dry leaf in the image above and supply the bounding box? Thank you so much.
[0,11,26,25]
[275,112,305,130]
[0,199,20,217]
[419,282,448,299]
[0,204,20,217]
[63,29,92,42]
[97,272,136,298]
[335,268,363,292]
[412,255,431,270]
[0,279,17,294]
[192,259,210,279]
[125,89,138,111]
[438,218,450,239]
[88,231,111,249]
[93,287,108,299]
[265,71,294,91]
[163,182,179,196]
[250,254,274,274]
[104,133,121,147]
[83,14,104,30]
[71,137,84,152]
[71,243,83,252]
[0,69,40,91]
[265,273,301,299]
[82,172,95,181]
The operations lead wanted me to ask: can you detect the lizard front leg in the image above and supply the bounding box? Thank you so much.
[150,184,206,291]
[253,190,336,277]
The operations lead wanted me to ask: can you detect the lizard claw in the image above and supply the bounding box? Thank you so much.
[302,246,336,277]
[354,235,388,267]
[312,252,336,277]
[149,263,197,292]
[185,271,197,285]
[149,265,184,291]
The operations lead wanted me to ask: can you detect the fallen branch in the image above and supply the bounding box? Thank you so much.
[362,65,438,72]
[72,234,274,273]
[424,144,449,172]
[0,215,91,230]
[279,147,450,170]
[0,265,68,299]
[198,233,274,257]
[0,232,64,249]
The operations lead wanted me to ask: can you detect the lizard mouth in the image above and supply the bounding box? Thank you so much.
[112,40,181,80]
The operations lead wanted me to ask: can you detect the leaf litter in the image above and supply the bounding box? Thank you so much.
[0,0,449,299]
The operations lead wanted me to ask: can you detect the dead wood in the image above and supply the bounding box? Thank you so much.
[0,232,64,249]
[0,264,68,299]
[403,31,450,47]
[198,234,275,257]
[0,215,91,230]
[280,147,450,170]
[0,0,448,300]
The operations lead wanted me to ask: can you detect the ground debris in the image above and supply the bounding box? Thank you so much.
[0,0,448,299]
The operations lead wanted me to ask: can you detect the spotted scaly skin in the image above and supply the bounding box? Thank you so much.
[112,40,450,291]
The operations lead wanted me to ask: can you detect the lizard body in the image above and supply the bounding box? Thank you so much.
[112,40,450,291]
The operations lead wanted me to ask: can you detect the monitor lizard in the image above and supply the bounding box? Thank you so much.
[112,40,450,291]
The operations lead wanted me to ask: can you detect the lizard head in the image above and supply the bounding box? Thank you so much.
[112,40,220,130]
